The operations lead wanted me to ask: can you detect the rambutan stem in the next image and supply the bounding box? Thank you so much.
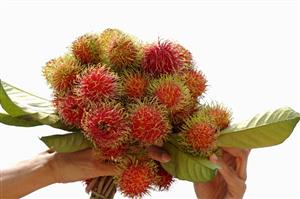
[89,176,116,199]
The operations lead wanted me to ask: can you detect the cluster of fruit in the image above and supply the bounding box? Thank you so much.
[43,28,231,198]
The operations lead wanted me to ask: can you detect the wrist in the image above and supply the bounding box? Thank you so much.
[46,151,62,184]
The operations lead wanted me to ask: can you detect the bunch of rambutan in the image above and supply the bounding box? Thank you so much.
[43,28,231,198]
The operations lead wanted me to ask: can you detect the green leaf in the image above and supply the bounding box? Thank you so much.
[0,80,54,116]
[40,132,93,153]
[0,113,41,127]
[0,80,28,116]
[162,135,218,182]
[217,107,300,148]
[0,80,75,131]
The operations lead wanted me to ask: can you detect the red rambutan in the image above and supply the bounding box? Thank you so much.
[108,36,140,69]
[72,34,103,64]
[153,164,174,191]
[118,160,156,198]
[207,104,232,130]
[123,72,148,100]
[129,100,171,145]
[81,102,129,148]
[180,112,218,156]
[53,93,84,127]
[142,40,186,76]
[174,43,193,67]
[149,75,191,113]
[98,143,128,160]
[43,55,81,92]
[78,65,119,102]
[181,69,207,98]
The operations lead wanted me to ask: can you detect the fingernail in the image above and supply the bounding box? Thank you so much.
[210,154,218,163]
[162,153,171,163]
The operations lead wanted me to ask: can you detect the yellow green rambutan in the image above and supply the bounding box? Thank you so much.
[43,55,81,92]
[71,33,103,64]
[179,110,218,157]
[205,103,232,130]
[181,69,207,98]
[108,35,141,69]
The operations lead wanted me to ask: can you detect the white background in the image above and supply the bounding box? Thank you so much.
[0,0,299,198]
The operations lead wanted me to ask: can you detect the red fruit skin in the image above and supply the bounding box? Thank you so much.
[130,104,170,145]
[119,162,155,198]
[82,104,128,148]
[186,122,217,151]
[123,73,148,99]
[142,41,184,76]
[154,83,182,111]
[78,66,119,102]
[53,94,84,127]
[108,36,139,68]
[98,143,127,159]
[208,107,231,130]
[72,34,102,64]
[182,69,207,98]
[154,165,174,191]
[174,44,193,67]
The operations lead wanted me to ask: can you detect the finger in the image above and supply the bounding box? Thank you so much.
[147,145,171,163]
[222,147,249,158]
[38,148,55,155]
[236,150,250,180]
[210,154,242,188]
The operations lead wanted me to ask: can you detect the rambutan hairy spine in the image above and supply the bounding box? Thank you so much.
[122,71,149,100]
[81,101,129,148]
[142,40,187,76]
[43,55,81,92]
[149,75,192,114]
[71,33,104,65]
[116,159,157,198]
[77,65,120,103]
[128,99,171,145]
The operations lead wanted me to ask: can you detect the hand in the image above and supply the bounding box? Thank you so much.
[147,145,171,163]
[48,149,118,183]
[194,148,250,199]
[49,145,171,184]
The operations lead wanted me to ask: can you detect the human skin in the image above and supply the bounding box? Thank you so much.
[194,148,250,199]
[0,146,249,199]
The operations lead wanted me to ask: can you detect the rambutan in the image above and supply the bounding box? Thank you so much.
[180,112,218,156]
[81,102,129,148]
[122,72,148,100]
[53,93,84,127]
[149,75,191,113]
[142,40,186,76]
[174,43,193,67]
[43,55,81,92]
[98,143,128,160]
[181,69,207,98]
[78,65,119,102]
[72,34,103,64]
[153,164,174,191]
[172,99,199,127]
[108,36,140,69]
[129,100,171,145]
[117,160,156,198]
[206,104,232,130]
[99,28,124,52]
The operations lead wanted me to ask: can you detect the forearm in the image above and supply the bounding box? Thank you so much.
[0,152,56,199]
